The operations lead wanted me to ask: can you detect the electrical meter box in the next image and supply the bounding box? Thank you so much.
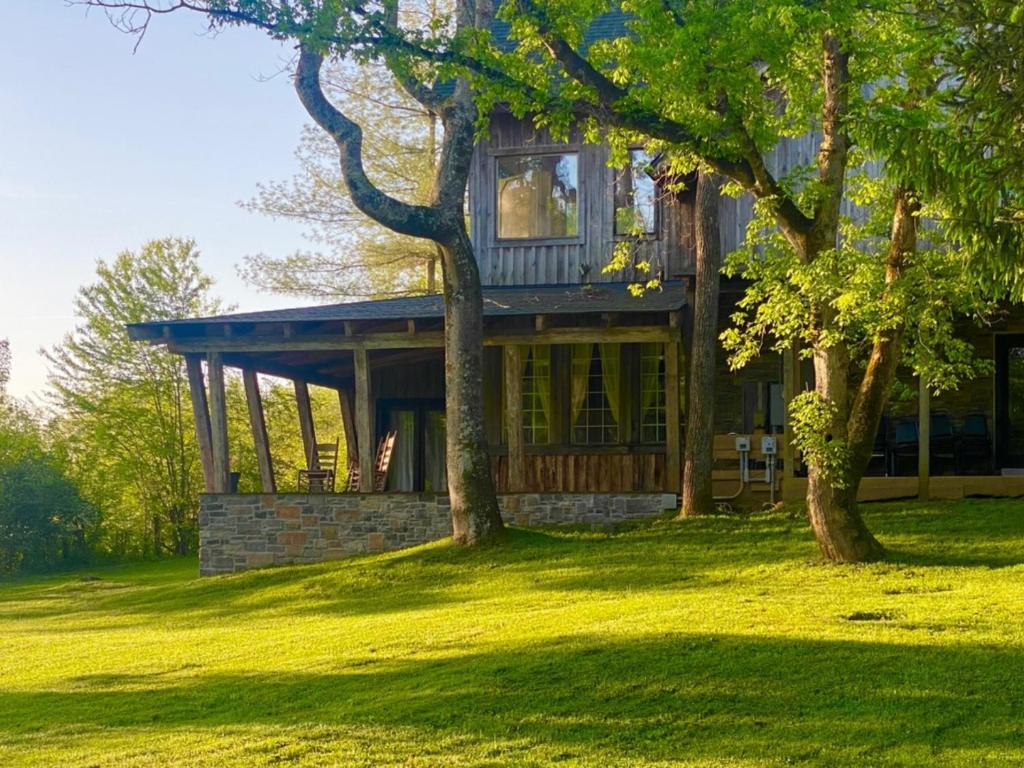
[761,436,777,455]
[735,436,751,452]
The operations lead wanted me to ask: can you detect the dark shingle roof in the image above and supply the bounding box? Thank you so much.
[129,282,685,334]
[490,10,631,53]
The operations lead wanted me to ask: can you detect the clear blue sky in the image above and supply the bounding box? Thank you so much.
[1,1,314,400]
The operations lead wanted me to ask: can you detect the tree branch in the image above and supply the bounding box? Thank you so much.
[294,47,445,240]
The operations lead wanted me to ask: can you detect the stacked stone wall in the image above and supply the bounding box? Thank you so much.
[199,493,670,575]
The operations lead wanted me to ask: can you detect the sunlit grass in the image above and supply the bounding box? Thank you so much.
[0,499,1022,766]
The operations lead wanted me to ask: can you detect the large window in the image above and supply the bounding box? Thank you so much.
[497,153,579,239]
[522,346,551,445]
[572,344,621,445]
[639,343,667,443]
[614,148,658,236]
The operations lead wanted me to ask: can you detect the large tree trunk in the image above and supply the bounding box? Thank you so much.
[679,172,723,517]
[803,188,918,562]
[440,228,505,544]
[804,335,885,562]
[294,46,506,546]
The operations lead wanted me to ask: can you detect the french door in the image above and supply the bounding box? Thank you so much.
[995,335,1024,469]
[379,400,447,492]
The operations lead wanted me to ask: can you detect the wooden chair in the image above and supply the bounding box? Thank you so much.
[345,431,398,492]
[298,439,339,493]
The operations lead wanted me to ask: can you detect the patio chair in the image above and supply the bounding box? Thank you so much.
[930,411,957,475]
[298,439,340,493]
[344,431,398,492]
[959,412,992,475]
[890,418,919,476]
[867,414,890,476]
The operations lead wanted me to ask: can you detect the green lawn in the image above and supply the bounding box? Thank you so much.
[0,500,1022,767]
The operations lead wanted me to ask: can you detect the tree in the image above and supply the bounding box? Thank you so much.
[0,342,95,574]
[242,59,444,300]
[406,0,1012,560]
[85,0,507,545]
[46,238,221,557]
[680,172,723,518]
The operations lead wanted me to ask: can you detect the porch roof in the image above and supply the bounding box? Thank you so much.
[127,282,687,340]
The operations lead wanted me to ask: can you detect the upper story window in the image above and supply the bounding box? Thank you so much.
[614,148,658,236]
[497,153,579,239]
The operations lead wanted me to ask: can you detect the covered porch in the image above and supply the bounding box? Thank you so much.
[128,283,690,499]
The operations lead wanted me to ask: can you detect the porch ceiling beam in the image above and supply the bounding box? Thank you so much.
[167,325,679,354]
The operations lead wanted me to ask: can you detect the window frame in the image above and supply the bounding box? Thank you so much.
[572,345,622,447]
[491,146,584,245]
[613,147,660,240]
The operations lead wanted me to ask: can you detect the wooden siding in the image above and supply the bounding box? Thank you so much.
[491,451,667,493]
[470,114,695,286]
[468,115,860,287]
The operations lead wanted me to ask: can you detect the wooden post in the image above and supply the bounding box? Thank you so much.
[243,369,275,493]
[504,345,524,492]
[918,375,930,500]
[353,347,375,492]
[338,387,359,469]
[206,351,230,493]
[185,354,216,493]
[294,380,317,470]
[664,339,681,493]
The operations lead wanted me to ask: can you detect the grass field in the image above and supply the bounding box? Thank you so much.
[0,499,1022,767]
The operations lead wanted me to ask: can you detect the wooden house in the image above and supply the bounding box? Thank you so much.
[128,79,1024,575]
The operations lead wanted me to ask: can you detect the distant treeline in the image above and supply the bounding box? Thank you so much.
[0,239,342,575]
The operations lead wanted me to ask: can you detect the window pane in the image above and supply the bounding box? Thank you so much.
[573,345,620,445]
[614,149,657,235]
[497,154,578,239]
[523,346,551,445]
[640,343,667,443]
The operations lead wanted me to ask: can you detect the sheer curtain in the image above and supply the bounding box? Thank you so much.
[599,343,621,426]
[570,343,592,427]
[533,345,551,435]
[387,410,416,491]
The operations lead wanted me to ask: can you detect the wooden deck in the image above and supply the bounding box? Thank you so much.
[784,475,1024,503]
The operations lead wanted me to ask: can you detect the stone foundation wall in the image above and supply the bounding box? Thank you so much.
[199,492,672,575]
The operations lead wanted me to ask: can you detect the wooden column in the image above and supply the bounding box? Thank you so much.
[918,375,930,500]
[243,369,275,493]
[353,347,375,492]
[206,351,230,493]
[504,345,525,492]
[781,344,800,483]
[185,354,216,493]
[294,380,317,470]
[338,387,359,468]
[664,339,681,493]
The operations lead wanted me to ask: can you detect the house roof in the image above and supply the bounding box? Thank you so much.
[128,282,686,338]
[491,11,630,53]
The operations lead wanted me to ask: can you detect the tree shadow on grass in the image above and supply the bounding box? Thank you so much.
[866,500,1024,568]
[0,633,1021,765]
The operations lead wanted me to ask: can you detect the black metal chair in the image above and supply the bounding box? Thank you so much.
[890,418,919,476]
[959,412,992,475]
[867,413,890,476]
[930,411,957,475]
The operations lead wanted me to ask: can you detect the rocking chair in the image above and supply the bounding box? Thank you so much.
[345,431,398,492]
[298,438,340,493]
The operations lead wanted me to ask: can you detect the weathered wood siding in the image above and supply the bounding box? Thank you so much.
[470,114,695,286]
[468,115,864,287]
[491,451,667,493]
